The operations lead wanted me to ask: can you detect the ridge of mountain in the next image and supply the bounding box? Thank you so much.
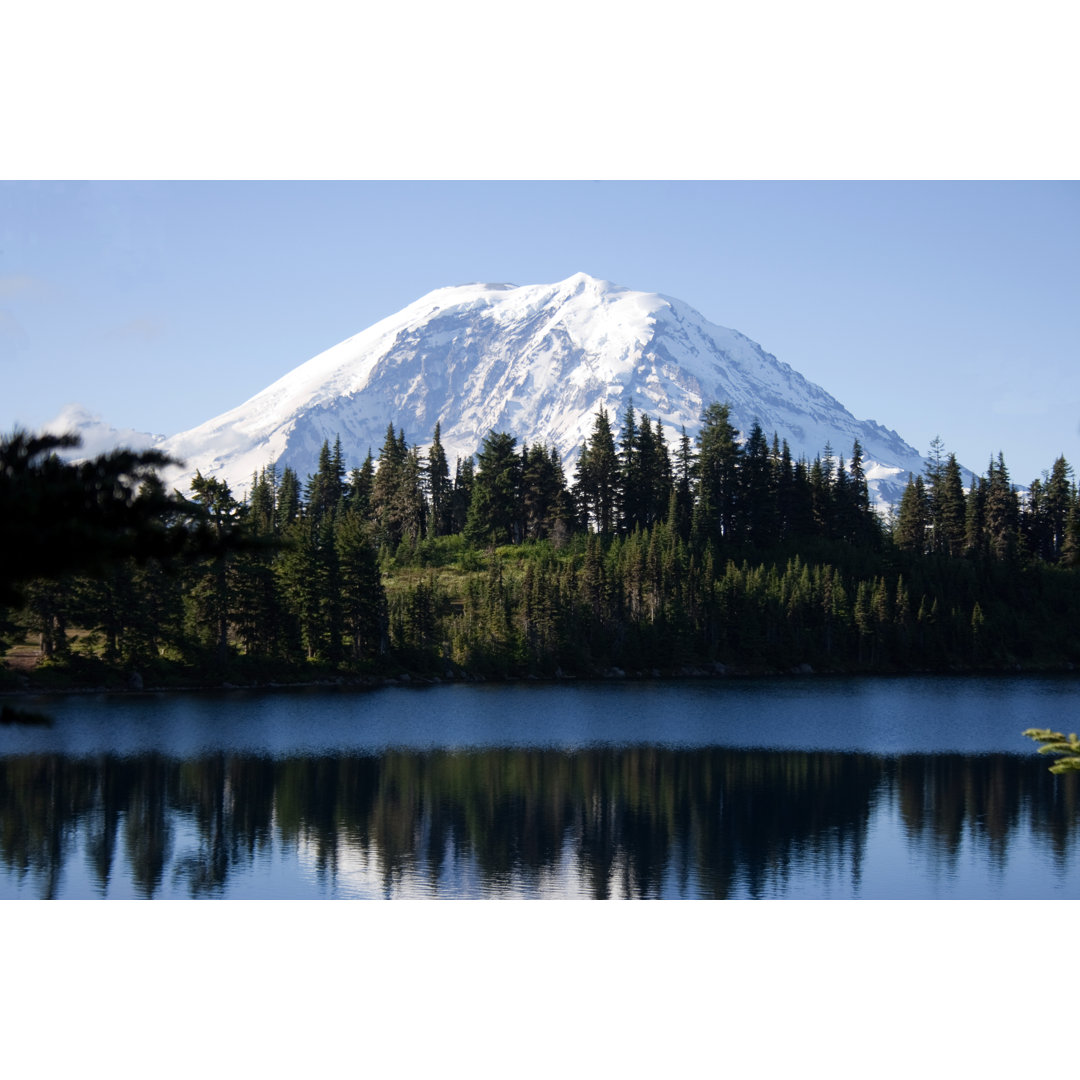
[131,274,932,505]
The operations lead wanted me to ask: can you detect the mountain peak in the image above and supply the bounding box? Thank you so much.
[159,276,926,507]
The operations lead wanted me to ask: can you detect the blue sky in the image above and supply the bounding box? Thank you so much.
[2,180,1076,484]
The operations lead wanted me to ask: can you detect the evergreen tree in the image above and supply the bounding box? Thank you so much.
[396,447,428,546]
[670,426,696,540]
[346,451,375,521]
[371,424,408,548]
[617,402,642,532]
[187,472,245,661]
[787,456,816,542]
[465,431,522,547]
[427,422,453,537]
[693,402,742,544]
[276,466,301,530]
[449,456,475,535]
[305,439,345,525]
[936,453,967,557]
[984,453,1019,561]
[639,416,673,529]
[894,474,929,554]
[336,507,388,662]
[521,443,564,541]
[0,430,223,608]
[843,439,878,548]
[1044,456,1073,562]
[573,408,620,535]
[248,465,277,535]
[964,474,987,559]
[808,455,830,538]
[1061,491,1080,567]
[740,420,774,547]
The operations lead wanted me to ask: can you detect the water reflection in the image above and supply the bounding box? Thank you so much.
[1,746,1076,898]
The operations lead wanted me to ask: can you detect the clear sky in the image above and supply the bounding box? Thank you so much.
[2,180,1076,484]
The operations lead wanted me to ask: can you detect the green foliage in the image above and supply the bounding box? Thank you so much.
[465,431,522,547]
[0,430,225,607]
[1023,728,1080,774]
[6,413,1080,688]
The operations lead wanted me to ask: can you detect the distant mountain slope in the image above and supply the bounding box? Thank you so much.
[159,273,927,505]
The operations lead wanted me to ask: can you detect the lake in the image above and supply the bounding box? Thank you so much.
[1,675,1078,898]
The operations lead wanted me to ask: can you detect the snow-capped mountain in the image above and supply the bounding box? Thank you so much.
[160,273,927,506]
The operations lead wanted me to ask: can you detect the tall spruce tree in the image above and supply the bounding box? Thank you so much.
[371,424,407,548]
[276,466,301,530]
[693,402,742,545]
[427,422,453,537]
[984,453,1019,561]
[1044,456,1073,562]
[936,453,967,557]
[346,451,375,521]
[894,473,930,554]
[574,408,620,535]
[465,431,522,547]
[740,420,774,547]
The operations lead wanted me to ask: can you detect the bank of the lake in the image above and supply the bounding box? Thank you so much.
[3,647,1079,706]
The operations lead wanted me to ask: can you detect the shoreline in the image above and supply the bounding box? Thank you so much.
[3,657,1078,705]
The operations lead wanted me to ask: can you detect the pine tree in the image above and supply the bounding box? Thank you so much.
[894,474,929,554]
[276,466,301,530]
[305,439,345,525]
[984,453,1019,561]
[964,474,987,558]
[336,507,388,662]
[426,422,453,537]
[670,426,695,540]
[1044,456,1073,562]
[521,443,564,541]
[346,451,375,521]
[573,408,620,535]
[248,466,277,535]
[694,402,742,544]
[371,424,407,549]
[465,431,522,547]
[187,472,244,661]
[844,439,877,548]
[639,416,673,529]
[395,447,428,546]
[936,453,967,557]
[449,456,474,535]
[740,420,773,547]
[1062,490,1080,568]
[617,402,641,532]
[0,430,223,608]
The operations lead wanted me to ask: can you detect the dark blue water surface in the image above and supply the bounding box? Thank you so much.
[2,675,1078,898]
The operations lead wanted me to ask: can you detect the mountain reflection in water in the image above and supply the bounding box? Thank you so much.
[1,746,1076,898]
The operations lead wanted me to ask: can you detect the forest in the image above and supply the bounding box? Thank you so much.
[3,401,1080,689]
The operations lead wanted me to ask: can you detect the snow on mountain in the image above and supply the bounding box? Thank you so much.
[160,273,928,507]
[41,405,166,459]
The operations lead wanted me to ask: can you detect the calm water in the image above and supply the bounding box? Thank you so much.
[2,676,1078,899]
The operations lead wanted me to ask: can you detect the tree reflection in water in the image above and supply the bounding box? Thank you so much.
[0,747,1076,898]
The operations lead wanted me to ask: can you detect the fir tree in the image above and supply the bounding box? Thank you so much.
[693,402,741,544]
[574,408,620,535]
[427,422,453,537]
[465,431,522,547]
[894,474,930,554]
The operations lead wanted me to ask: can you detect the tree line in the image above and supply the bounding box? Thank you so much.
[3,402,1079,684]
